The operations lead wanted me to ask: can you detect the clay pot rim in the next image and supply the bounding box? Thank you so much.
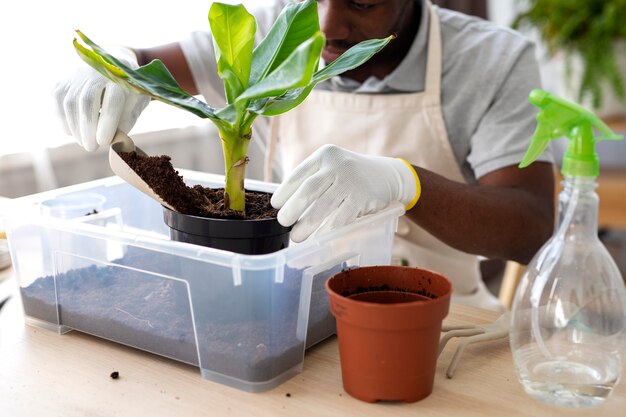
[327,287,451,309]
[326,265,453,309]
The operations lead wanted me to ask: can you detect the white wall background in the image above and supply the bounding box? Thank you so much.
[487,0,519,28]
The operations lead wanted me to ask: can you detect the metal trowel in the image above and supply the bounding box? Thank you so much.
[109,130,177,211]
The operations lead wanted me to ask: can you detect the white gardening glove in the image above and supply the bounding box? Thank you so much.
[271,144,421,242]
[52,47,150,152]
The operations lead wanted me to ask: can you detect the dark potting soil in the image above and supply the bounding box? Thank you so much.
[342,283,438,300]
[347,291,432,304]
[119,151,278,220]
[20,248,338,383]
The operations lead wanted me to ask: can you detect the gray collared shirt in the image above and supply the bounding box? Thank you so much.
[181,0,553,183]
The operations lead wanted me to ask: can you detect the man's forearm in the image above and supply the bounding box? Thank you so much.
[407,163,555,264]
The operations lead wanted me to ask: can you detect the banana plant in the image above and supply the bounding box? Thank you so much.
[73,0,392,215]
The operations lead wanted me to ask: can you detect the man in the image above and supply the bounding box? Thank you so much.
[54,0,555,310]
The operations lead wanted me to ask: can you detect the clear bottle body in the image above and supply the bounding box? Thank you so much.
[510,176,626,407]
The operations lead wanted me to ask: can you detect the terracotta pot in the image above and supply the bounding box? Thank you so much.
[326,265,452,403]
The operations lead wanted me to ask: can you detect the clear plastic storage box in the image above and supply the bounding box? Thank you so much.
[3,170,402,392]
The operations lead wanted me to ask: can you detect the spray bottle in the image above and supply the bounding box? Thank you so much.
[509,89,626,408]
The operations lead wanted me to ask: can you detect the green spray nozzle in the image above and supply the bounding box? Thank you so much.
[520,89,623,177]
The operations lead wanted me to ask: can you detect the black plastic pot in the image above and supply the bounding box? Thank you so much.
[163,207,291,255]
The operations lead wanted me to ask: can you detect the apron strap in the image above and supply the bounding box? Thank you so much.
[423,1,442,107]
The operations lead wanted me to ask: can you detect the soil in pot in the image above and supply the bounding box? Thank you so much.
[348,290,431,303]
[119,151,276,220]
[119,151,290,254]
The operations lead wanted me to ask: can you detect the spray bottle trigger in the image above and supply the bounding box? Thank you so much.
[591,117,623,142]
[519,123,553,168]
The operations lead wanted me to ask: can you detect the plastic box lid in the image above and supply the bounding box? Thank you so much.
[3,170,403,392]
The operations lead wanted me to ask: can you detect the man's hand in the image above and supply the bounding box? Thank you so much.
[271,144,419,242]
[52,47,149,152]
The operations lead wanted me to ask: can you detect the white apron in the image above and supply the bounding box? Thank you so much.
[264,2,503,311]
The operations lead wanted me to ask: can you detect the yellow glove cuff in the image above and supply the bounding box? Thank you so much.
[396,158,421,211]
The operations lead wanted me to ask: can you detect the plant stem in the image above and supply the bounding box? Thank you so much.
[220,126,251,214]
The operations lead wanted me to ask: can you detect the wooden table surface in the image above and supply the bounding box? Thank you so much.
[596,168,626,230]
[0,268,625,417]
[595,115,626,229]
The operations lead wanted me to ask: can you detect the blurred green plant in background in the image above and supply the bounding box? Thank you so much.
[513,0,626,110]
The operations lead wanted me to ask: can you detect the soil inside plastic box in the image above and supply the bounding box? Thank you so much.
[20,247,336,383]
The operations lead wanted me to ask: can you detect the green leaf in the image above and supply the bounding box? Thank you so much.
[250,0,319,85]
[247,35,394,116]
[237,32,324,102]
[312,36,394,84]
[74,31,220,122]
[209,2,256,103]
[216,103,238,125]
[260,85,315,116]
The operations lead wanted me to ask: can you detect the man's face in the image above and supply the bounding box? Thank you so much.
[317,0,418,80]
